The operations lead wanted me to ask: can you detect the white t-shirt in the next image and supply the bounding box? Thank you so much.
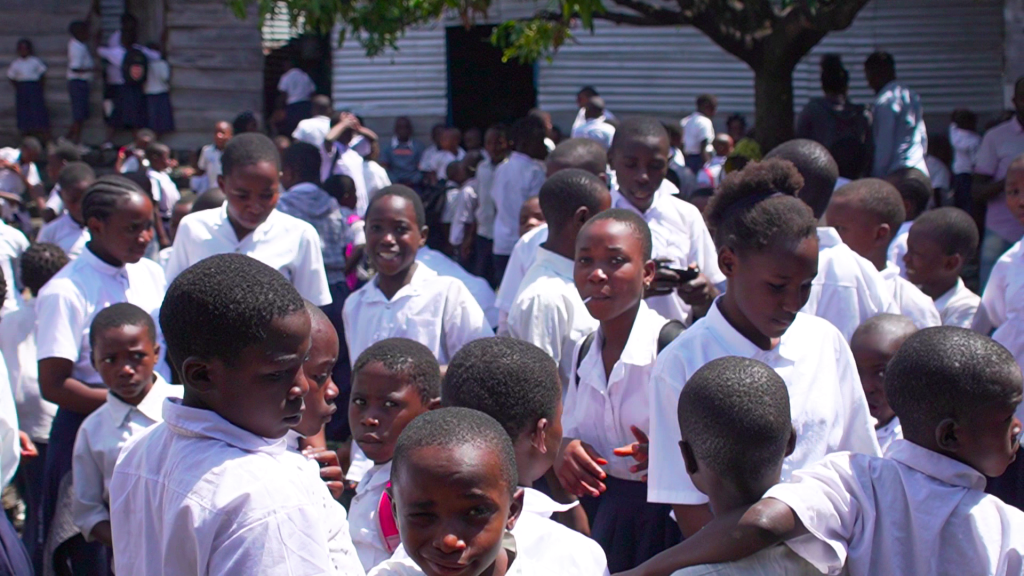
[681,113,714,155]
[575,117,616,150]
[277,68,315,105]
[193,144,224,195]
[490,152,546,255]
[37,212,89,260]
[880,264,941,329]
[416,246,497,329]
[647,300,880,505]
[474,157,505,239]
[7,56,46,82]
[671,545,820,576]
[934,278,980,329]
[147,169,181,220]
[363,160,392,197]
[875,416,903,455]
[67,38,94,81]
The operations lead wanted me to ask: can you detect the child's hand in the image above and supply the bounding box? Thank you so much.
[18,431,37,458]
[612,426,649,479]
[304,447,345,500]
[678,272,717,307]
[556,439,608,498]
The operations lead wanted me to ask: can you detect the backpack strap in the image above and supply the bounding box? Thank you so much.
[574,331,597,388]
[657,320,686,353]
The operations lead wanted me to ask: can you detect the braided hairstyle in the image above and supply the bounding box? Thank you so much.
[81,175,151,223]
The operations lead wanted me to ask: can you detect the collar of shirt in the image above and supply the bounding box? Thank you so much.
[886,439,986,490]
[520,486,578,519]
[588,300,661,370]
[216,202,282,244]
[162,397,287,455]
[880,262,901,282]
[610,179,678,217]
[532,246,574,281]
[355,460,392,497]
[702,299,800,362]
[79,245,128,281]
[934,278,965,311]
[816,226,843,249]
[363,261,439,304]
[104,374,176,427]
[508,150,544,170]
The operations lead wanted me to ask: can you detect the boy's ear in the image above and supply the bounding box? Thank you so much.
[426,397,441,411]
[873,223,892,248]
[944,253,963,273]
[785,426,798,457]
[181,356,217,396]
[531,418,550,454]
[574,206,590,227]
[506,487,525,532]
[680,439,699,476]
[935,417,960,453]
[152,343,162,360]
[718,247,737,277]
[216,174,225,191]
[418,225,429,248]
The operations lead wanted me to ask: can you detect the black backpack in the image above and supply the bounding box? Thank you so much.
[575,319,685,386]
[122,47,149,86]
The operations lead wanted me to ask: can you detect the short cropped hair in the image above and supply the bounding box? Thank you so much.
[865,51,896,75]
[367,184,426,229]
[910,207,979,259]
[538,169,609,231]
[832,178,906,233]
[191,188,226,213]
[442,338,559,439]
[353,338,441,404]
[510,115,547,150]
[21,242,68,296]
[886,327,1023,433]
[678,356,792,485]
[50,142,82,163]
[221,132,281,177]
[282,141,322,185]
[851,313,917,350]
[159,254,305,370]
[581,208,653,261]
[311,95,332,117]
[885,168,932,219]
[323,174,356,205]
[82,175,150,223]
[706,160,817,255]
[765,139,839,219]
[696,94,718,110]
[20,137,42,156]
[548,138,608,176]
[392,407,518,495]
[58,162,95,190]
[89,302,158,350]
[145,142,170,160]
[610,117,669,151]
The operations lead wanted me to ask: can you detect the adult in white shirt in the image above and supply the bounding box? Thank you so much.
[165,133,331,306]
[275,61,316,136]
[864,51,929,178]
[491,116,549,280]
[66,21,94,143]
[37,162,94,260]
[680,95,717,174]
[571,86,616,138]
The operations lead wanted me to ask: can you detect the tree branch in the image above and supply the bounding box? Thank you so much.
[803,0,872,32]
[606,0,685,24]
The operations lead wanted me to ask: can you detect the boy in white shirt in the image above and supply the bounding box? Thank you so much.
[680,94,716,174]
[368,408,538,576]
[72,303,181,548]
[575,97,615,151]
[849,314,916,454]
[491,115,548,282]
[631,327,1024,576]
[166,133,331,306]
[824,179,940,329]
[110,254,364,575]
[423,128,465,186]
[904,207,981,327]
[950,109,981,211]
[292,95,333,148]
[347,338,440,572]
[37,162,93,260]
[145,143,181,225]
[66,21,94,144]
[471,125,509,285]
[884,167,932,276]
[508,170,610,389]
[190,121,232,195]
[276,60,316,136]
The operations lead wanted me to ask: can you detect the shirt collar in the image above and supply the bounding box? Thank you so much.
[614,301,660,366]
[162,397,287,455]
[704,299,799,361]
[533,247,574,281]
[105,374,175,426]
[364,261,438,304]
[79,245,127,278]
[218,202,280,244]
[356,460,393,496]
[520,487,578,518]
[886,439,987,490]
[934,278,964,309]
[610,180,675,217]
[816,226,842,248]
[880,262,901,281]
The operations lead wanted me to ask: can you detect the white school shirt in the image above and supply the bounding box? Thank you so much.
[416,247,498,329]
[35,247,167,386]
[324,143,369,216]
[293,115,332,148]
[0,148,41,200]
[448,179,479,245]
[165,203,331,306]
[143,58,170,95]
[880,264,941,329]
[426,149,465,181]
[474,157,505,239]
[0,300,56,444]
[681,113,714,155]
[72,375,180,540]
[110,399,366,576]
[870,81,929,179]
[372,538,538,576]
[193,144,224,194]
[508,247,599,390]
[885,221,912,277]
[671,545,821,576]
[0,352,19,489]
[572,107,616,137]
[147,169,181,220]
[364,160,392,197]
[610,183,726,325]
[277,67,315,104]
[0,221,29,314]
[766,440,1024,576]
[46,184,65,215]
[6,56,46,82]
[976,240,1023,331]
[801,228,897,342]
[350,461,393,571]
[342,262,493,366]
[974,117,1024,243]
[934,277,980,328]
[36,212,89,260]
[575,117,616,150]
[874,416,902,455]
[647,301,880,505]
[491,152,546,255]
[496,224,547,335]
[565,301,667,481]
[67,38,94,81]
[950,124,981,175]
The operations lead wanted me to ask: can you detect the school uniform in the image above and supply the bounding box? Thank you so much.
[36,212,89,260]
[508,247,599,390]
[426,149,466,182]
[950,124,982,211]
[575,116,616,150]
[766,440,1024,576]
[71,376,180,542]
[871,81,929,179]
[277,181,359,287]
[416,246,498,329]
[277,67,316,135]
[567,301,680,570]
[880,264,941,329]
[496,223,548,335]
[147,168,181,222]
[416,145,439,175]
[511,487,610,576]
[324,142,370,216]
[976,240,1023,333]
[67,37,93,123]
[490,152,546,258]
[472,157,505,283]
[109,398,366,575]
[166,203,332,306]
[886,221,913,277]
[695,156,725,189]
[190,144,222,194]
[671,545,821,576]
[680,113,714,173]
[350,461,393,571]
[0,351,20,489]
[0,298,56,448]
[144,57,174,133]
[293,114,332,148]
[802,227,897,341]
[364,160,392,197]
[875,416,902,455]
[7,56,49,133]
[448,179,478,246]
[372,534,538,576]
[610,181,725,325]
[648,300,881,507]
[572,107,617,137]
[934,278,980,328]
[0,221,29,315]
[0,148,41,231]
[379,138,425,187]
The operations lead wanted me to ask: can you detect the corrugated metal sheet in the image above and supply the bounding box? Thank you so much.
[331,25,448,116]
[537,0,1005,119]
[262,1,304,52]
[100,0,125,43]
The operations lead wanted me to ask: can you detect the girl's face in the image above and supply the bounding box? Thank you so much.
[575,219,655,322]
[219,160,280,235]
[293,315,340,437]
[721,236,819,341]
[16,42,30,58]
[88,193,155,265]
[365,195,426,279]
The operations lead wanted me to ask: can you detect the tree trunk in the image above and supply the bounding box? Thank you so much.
[753,57,797,154]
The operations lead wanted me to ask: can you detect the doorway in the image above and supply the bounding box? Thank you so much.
[446,25,537,132]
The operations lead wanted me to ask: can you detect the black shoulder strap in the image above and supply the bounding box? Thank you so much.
[657,320,686,353]
[574,331,597,388]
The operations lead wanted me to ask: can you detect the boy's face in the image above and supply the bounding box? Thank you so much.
[135,134,154,150]
[395,118,413,142]
[1006,168,1024,225]
[88,194,154,265]
[92,324,159,405]
[61,178,91,225]
[349,361,430,464]
[213,123,233,149]
[293,315,340,437]
[850,331,902,426]
[484,130,508,164]
[824,197,886,260]
[392,444,522,576]
[575,219,655,323]
[16,43,29,58]
[518,197,544,238]
[149,152,170,172]
[904,229,955,287]
[611,135,670,213]
[193,310,311,439]
[219,160,280,235]
[953,389,1023,478]
[365,194,426,279]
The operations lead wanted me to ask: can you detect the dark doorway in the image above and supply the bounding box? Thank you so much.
[446,26,537,132]
[263,34,332,135]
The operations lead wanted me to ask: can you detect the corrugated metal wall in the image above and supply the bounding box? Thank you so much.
[261,1,304,53]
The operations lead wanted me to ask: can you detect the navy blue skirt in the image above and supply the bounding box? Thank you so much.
[111,84,146,130]
[68,80,90,122]
[15,81,49,132]
[281,100,312,136]
[145,93,175,133]
[0,514,32,576]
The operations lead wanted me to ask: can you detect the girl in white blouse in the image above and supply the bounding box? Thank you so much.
[7,39,49,138]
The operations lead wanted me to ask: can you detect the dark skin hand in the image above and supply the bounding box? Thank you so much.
[90,521,113,548]
[38,358,107,414]
[303,447,345,500]
[645,263,718,320]
[972,174,1004,204]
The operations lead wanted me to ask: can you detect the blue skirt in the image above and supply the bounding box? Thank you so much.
[68,79,90,122]
[145,93,175,133]
[281,100,312,136]
[0,514,31,576]
[15,81,49,132]
[111,84,146,130]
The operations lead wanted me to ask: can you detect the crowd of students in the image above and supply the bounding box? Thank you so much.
[0,46,1021,576]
